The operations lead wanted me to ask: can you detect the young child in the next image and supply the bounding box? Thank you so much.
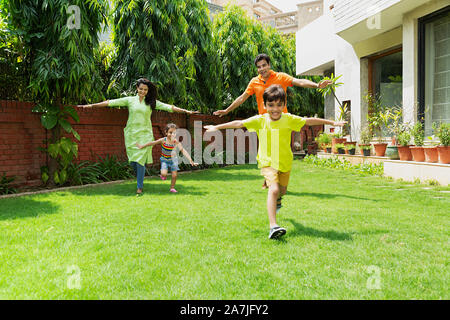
[136,123,198,193]
[205,84,345,239]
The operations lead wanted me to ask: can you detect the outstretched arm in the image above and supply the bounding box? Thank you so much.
[177,143,199,166]
[292,78,332,89]
[304,118,346,127]
[171,105,200,115]
[204,120,245,132]
[213,92,250,117]
[136,138,164,149]
[76,101,109,108]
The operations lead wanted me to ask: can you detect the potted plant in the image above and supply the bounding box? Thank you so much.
[360,145,372,156]
[433,122,450,164]
[331,132,347,154]
[358,126,372,156]
[335,143,346,154]
[366,93,390,156]
[424,135,439,163]
[325,143,332,153]
[318,74,348,153]
[345,143,356,155]
[397,127,412,161]
[410,122,425,162]
[315,132,332,153]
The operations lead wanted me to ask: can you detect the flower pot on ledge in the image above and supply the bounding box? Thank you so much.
[437,146,450,164]
[424,146,438,163]
[385,145,399,160]
[410,146,425,162]
[332,138,347,154]
[344,141,356,154]
[373,143,388,157]
[397,145,412,161]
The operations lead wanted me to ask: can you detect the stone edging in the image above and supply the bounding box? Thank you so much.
[0,168,209,199]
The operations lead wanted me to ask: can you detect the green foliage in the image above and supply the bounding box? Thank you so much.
[360,145,372,150]
[111,0,221,113]
[432,122,450,146]
[345,144,356,150]
[6,0,109,185]
[303,154,383,176]
[388,106,403,138]
[95,155,134,181]
[0,2,31,100]
[335,143,345,149]
[359,126,373,145]
[0,172,17,195]
[46,137,79,185]
[397,129,411,147]
[411,122,424,146]
[365,93,391,142]
[317,73,343,99]
[66,161,106,186]
[315,132,332,148]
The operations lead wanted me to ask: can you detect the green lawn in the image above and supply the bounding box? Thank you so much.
[0,160,448,299]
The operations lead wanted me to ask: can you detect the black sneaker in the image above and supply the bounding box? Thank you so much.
[268,226,286,239]
[276,197,282,213]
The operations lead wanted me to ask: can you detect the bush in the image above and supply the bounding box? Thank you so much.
[433,122,450,146]
[0,172,17,195]
[303,154,383,176]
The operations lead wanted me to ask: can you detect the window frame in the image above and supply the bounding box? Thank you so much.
[418,5,450,122]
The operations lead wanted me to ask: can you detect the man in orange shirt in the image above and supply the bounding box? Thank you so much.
[213,53,331,117]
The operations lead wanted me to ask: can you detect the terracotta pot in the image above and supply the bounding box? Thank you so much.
[373,143,388,157]
[424,147,438,163]
[397,145,412,161]
[410,146,425,162]
[332,138,347,154]
[437,146,450,164]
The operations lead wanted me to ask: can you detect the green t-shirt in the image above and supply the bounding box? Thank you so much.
[108,95,173,166]
[243,113,306,172]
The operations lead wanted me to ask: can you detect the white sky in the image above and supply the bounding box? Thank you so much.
[266,0,301,12]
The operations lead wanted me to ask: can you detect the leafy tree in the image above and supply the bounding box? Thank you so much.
[5,0,109,185]
[110,0,221,112]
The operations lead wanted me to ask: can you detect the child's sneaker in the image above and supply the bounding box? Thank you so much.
[160,175,167,180]
[170,188,177,193]
[276,196,283,213]
[268,226,286,239]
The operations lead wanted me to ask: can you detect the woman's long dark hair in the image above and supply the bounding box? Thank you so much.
[136,78,157,108]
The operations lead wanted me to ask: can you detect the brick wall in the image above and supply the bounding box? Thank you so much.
[0,100,322,189]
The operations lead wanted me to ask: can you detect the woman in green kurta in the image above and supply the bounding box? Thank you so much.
[77,78,198,195]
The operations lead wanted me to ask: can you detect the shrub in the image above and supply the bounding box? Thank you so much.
[0,172,17,195]
[433,122,450,146]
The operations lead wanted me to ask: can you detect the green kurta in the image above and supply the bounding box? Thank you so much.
[108,95,173,166]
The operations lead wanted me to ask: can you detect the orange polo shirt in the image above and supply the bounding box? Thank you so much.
[245,70,293,114]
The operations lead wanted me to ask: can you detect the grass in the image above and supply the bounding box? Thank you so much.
[0,160,448,299]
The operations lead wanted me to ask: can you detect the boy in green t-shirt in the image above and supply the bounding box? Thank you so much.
[205,84,346,239]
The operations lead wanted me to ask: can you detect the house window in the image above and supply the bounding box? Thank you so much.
[368,48,402,136]
[369,48,403,108]
[419,6,450,136]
